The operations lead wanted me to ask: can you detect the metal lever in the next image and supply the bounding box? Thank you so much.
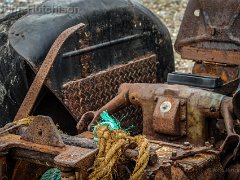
[14,23,85,121]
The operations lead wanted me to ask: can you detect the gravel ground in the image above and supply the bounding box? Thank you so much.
[0,0,193,72]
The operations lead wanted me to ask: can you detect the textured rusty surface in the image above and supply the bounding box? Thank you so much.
[151,140,213,161]
[148,141,224,180]
[175,0,240,65]
[14,23,85,121]
[12,148,56,167]
[61,134,97,149]
[192,62,239,83]
[63,54,157,133]
[21,116,65,147]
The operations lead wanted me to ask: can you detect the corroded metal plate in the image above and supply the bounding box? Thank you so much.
[62,54,157,133]
[175,0,240,65]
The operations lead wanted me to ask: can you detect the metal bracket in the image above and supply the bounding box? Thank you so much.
[21,116,65,147]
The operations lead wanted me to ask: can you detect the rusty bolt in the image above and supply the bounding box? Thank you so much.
[183,142,191,147]
[160,101,172,113]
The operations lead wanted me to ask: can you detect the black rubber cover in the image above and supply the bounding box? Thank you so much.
[167,72,224,89]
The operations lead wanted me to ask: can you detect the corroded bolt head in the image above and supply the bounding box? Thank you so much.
[160,101,172,113]
[183,142,190,146]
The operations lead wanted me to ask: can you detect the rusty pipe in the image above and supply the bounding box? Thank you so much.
[77,86,130,132]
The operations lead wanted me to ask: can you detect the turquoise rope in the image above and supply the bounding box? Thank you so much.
[40,168,61,180]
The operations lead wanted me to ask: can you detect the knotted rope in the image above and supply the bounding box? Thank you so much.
[89,125,150,180]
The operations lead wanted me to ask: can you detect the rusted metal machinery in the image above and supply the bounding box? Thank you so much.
[79,82,240,179]
[0,0,174,179]
[175,0,240,84]
[0,0,239,179]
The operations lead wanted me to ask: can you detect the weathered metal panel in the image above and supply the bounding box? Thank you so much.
[62,54,157,133]
[175,0,240,65]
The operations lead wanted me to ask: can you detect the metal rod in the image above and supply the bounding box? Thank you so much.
[14,23,85,121]
[62,33,149,58]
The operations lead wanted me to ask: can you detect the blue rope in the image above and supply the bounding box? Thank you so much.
[40,168,61,180]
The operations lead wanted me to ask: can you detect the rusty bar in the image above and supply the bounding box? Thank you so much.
[192,62,239,83]
[14,23,85,121]
[61,134,97,149]
[181,47,240,65]
[124,149,158,166]
[62,33,149,58]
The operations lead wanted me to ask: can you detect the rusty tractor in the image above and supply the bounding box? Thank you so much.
[0,0,239,179]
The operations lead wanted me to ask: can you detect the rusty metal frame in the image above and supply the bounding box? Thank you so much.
[175,0,240,65]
